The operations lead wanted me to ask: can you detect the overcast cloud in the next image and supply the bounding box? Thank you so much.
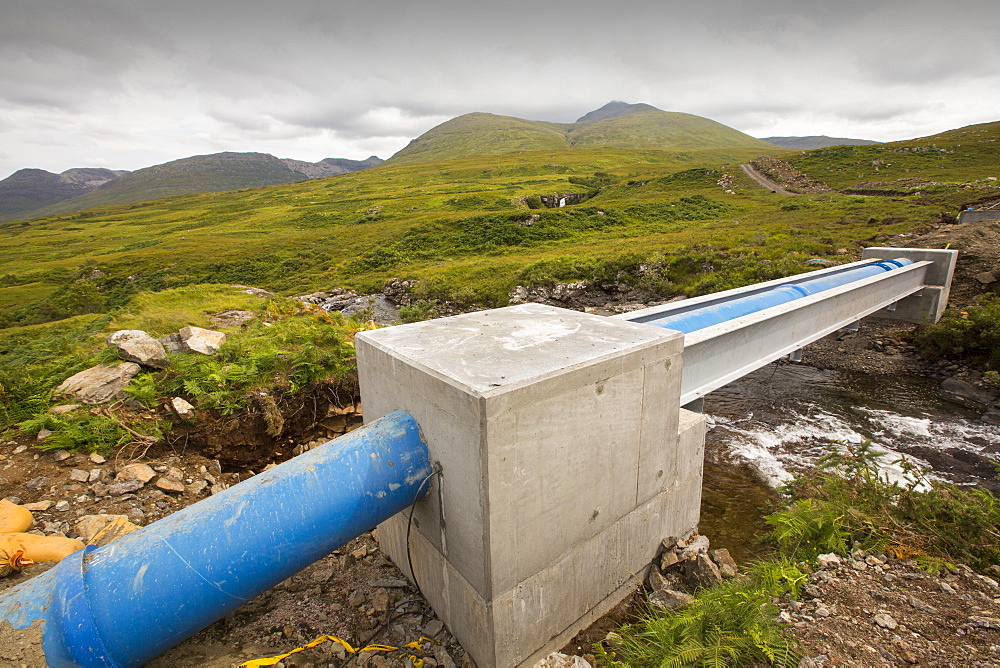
[2,0,998,178]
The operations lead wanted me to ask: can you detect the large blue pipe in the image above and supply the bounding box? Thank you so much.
[0,409,432,667]
[644,258,913,334]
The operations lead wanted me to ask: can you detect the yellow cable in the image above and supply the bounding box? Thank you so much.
[239,635,436,667]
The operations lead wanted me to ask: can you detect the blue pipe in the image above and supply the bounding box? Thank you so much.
[643,259,913,334]
[0,409,432,667]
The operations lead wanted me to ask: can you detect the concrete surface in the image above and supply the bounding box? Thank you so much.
[862,247,958,323]
[356,304,704,667]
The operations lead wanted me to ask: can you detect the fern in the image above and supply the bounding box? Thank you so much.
[597,560,805,667]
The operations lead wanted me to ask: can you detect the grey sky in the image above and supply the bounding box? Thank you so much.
[2,0,998,178]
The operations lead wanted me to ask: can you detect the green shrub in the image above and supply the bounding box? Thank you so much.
[596,560,805,667]
[769,442,1000,570]
[912,297,1000,367]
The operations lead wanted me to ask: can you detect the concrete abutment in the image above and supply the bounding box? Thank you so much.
[357,304,706,667]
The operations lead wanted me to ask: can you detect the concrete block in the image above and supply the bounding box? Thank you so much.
[862,247,958,323]
[356,304,699,667]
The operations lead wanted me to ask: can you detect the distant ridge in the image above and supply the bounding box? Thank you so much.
[761,136,880,150]
[575,101,658,124]
[389,102,776,165]
[0,153,383,222]
[0,167,129,221]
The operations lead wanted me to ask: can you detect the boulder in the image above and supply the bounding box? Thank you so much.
[710,548,739,578]
[685,553,723,589]
[55,363,141,404]
[107,330,168,369]
[178,326,226,355]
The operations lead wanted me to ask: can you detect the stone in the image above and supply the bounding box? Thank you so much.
[52,450,72,462]
[970,616,1000,630]
[120,463,156,483]
[171,396,195,418]
[177,326,227,355]
[532,653,592,668]
[659,548,681,571]
[348,590,366,607]
[649,589,692,611]
[816,553,841,568]
[678,535,710,560]
[25,476,49,491]
[54,500,70,512]
[940,581,957,594]
[36,429,52,441]
[371,588,391,613]
[710,548,738,578]
[941,377,994,405]
[13,445,28,455]
[89,469,103,482]
[369,578,409,588]
[163,466,184,481]
[155,477,186,493]
[873,611,898,630]
[908,595,938,613]
[210,483,228,495]
[22,500,52,512]
[891,638,919,664]
[186,480,208,495]
[423,619,445,638]
[49,404,80,415]
[90,453,106,464]
[106,480,144,496]
[107,330,168,369]
[685,553,723,589]
[803,584,823,598]
[976,271,997,285]
[55,363,142,404]
[69,469,90,483]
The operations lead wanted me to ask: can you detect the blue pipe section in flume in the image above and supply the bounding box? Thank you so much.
[0,409,432,667]
[644,259,913,334]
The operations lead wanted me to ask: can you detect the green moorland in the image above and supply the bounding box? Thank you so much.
[789,120,1000,202]
[0,116,998,663]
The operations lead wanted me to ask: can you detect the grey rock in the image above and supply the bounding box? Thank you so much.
[423,619,445,638]
[52,450,72,462]
[678,535,710,560]
[873,611,898,629]
[940,581,957,594]
[803,584,823,598]
[106,480,144,496]
[177,326,227,355]
[970,616,1000,630]
[816,553,842,568]
[25,476,50,490]
[55,363,141,404]
[909,595,938,613]
[649,588,693,611]
[108,330,168,369]
[89,453,106,464]
[69,469,90,482]
[710,548,738,578]
[368,578,409,588]
[942,377,995,405]
[685,553,723,589]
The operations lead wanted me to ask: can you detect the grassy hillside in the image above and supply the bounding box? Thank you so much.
[567,110,777,151]
[762,136,880,150]
[389,105,779,165]
[25,152,311,219]
[0,141,964,330]
[0,168,125,222]
[787,120,1000,199]
[388,113,572,165]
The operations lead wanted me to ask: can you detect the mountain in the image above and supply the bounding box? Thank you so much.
[388,102,777,165]
[0,167,129,221]
[761,136,880,150]
[2,152,383,222]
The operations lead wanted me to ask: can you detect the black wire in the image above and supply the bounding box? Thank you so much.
[343,465,442,666]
